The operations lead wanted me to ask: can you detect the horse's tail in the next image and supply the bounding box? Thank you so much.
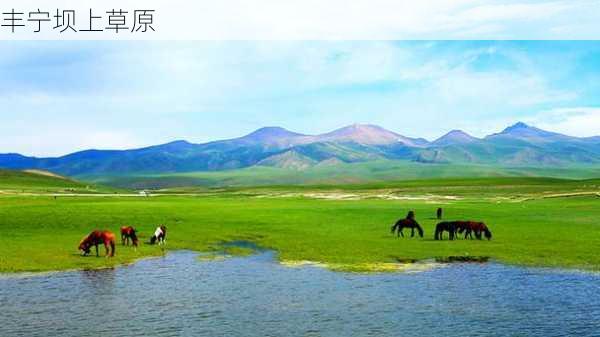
[131,230,139,246]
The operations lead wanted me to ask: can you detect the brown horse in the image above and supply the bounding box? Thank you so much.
[391,218,424,238]
[457,221,492,240]
[78,230,116,257]
[120,226,139,247]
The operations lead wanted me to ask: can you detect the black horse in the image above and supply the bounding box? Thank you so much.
[434,221,456,240]
[391,218,424,238]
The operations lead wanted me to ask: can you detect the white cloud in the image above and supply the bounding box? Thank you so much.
[527,107,600,137]
[0,40,595,155]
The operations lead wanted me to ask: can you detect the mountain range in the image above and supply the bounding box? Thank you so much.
[1,122,599,177]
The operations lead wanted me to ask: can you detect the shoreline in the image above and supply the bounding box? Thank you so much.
[2,248,599,278]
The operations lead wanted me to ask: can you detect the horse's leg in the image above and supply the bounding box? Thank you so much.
[95,244,99,257]
[411,228,415,237]
[399,228,404,237]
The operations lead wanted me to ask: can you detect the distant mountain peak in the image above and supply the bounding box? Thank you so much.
[235,126,309,147]
[433,129,478,146]
[167,140,192,145]
[486,121,574,143]
[242,126,306,140]
[447,129,472,136]
[501,121,536,133]
[328,123,386,133]
[245,126,304,138]
[319,123,424,146]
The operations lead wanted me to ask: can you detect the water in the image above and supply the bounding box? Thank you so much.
[1,251,599,337]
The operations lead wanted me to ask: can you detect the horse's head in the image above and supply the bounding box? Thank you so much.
[413,220,424,238]
[78,239,91,255]
[482,224,492,240]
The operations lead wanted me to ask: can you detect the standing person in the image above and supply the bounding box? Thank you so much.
[436,207,443,220]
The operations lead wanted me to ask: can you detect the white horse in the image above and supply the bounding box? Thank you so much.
[150,225,167,245]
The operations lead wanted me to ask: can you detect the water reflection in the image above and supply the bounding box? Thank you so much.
[1,251,599,337]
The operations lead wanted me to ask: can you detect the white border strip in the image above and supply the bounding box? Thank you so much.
[0,0,599,40]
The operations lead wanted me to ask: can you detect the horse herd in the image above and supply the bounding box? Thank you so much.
[390,207,493,241]
[77,225,167,257]
[77,208,491,258]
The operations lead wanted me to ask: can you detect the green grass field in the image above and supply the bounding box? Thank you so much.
[1,172,599,273]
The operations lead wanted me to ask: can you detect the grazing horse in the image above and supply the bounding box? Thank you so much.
[78,230,116,257]
[434,221,456,240]
[150,225,167,245]
[120,226,139,247]
[391,218,424,238]
[436,207,443,220]
[457,221,492,240]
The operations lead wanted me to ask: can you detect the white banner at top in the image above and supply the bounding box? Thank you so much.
[1,0,599,40]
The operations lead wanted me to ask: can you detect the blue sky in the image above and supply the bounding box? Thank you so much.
[1,40,600,156]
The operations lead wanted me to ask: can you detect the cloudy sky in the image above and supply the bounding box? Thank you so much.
[1,40,600,156]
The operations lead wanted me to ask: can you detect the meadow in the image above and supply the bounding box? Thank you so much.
[1,173,599,273]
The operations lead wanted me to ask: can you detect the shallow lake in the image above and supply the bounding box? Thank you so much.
[1,250,599,337]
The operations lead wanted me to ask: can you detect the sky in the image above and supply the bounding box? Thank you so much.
[1,40,600,156]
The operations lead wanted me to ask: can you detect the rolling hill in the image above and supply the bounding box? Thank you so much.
[0,122,599,185]
[0,169,118,193]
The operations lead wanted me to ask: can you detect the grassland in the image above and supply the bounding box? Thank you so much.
[1,174,599,273]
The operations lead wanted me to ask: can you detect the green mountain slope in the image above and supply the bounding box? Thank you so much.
[89,160,600,189]
[0,169,118,194]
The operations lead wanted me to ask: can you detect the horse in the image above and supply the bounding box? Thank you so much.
[120,226,139,247]
[457,221,492,240]
[391,218,424,238]
[436,207,443,220]
[78,230,116,257]
[434,221,456,240]
[150,225,167,245]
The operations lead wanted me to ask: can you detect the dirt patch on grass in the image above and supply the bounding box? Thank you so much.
[254,191,461,202]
